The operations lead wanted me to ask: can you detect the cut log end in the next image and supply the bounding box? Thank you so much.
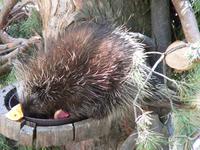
[165,41,193,72]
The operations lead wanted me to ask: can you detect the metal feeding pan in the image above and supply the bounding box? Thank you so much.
[4,87,87,126]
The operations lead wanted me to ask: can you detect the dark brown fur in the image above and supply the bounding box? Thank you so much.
[16,22,176,120]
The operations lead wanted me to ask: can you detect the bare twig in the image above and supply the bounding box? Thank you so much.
[4,12,28,29]
[0,31,41,76]
[0,30,21,43]
[0,0,18,29]
[174,131,200,141]
[144,66,178,87]
[0,48,19,64]
[133,53,165,121]
[9,1,35,16]
[0,47,17,56]
[0,36,41,64]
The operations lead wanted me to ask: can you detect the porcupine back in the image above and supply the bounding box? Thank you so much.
[15,22,160,119]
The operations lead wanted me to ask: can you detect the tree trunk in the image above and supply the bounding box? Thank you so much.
[151,0,171,82]
[36,0,152,52]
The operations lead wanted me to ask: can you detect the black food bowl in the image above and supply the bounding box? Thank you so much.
[4,88,87,126]
[4,88,19,110]
[24,116,85,126]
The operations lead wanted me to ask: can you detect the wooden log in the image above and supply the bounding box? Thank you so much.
[0,115,21,141]
[35,124,74,148]
[74,119,111,142]
[19,122,36,146]
[165,41,193,71]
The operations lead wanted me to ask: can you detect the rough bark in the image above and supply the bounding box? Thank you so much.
[36,0,153,52]
[151,0,171,82]
[0,0,18,29]
[172,0,200,43]
[151,0,171,51]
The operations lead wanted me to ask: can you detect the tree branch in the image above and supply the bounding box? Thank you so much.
[0,35,41,64]
[172,0,200,43]
[0,47,16,56]
[9,1,34,16]
[0,43,18,51]
[0,30,22,44]
[0,0,18,29]
[4,12,28,30]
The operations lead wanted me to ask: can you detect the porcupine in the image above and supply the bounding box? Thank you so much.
[15,22,176,120]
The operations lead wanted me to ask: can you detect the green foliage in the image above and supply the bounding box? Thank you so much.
[0,70,16,88]
[192,0,200,30]
[192,0,200,13]
[136,112,167,150]
[137,131,167,150]
[0,134,61,150]
[170,64,200,149]
[0,135,13,150]
[173,109,200,136]
[7,9,42,38]
[179,64,200,102]
[136,61,200,150]
[0,0,3,6]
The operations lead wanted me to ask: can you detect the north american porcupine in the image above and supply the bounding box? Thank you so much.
[15,22,176,120]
